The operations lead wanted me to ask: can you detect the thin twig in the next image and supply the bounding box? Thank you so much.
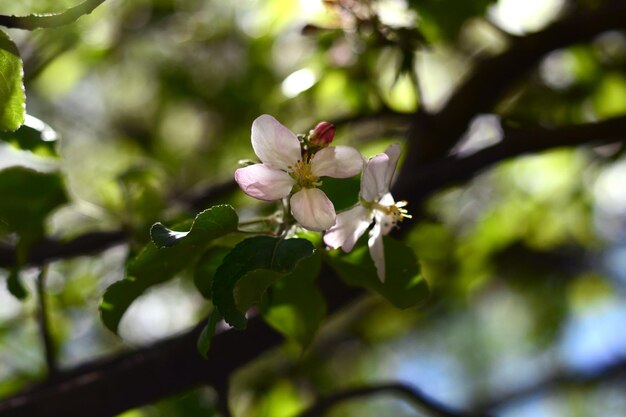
[35,265,57,377]
[0,0,107,30]
[295,383,493,417]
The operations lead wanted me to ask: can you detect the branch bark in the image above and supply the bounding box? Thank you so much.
[0,268,361,417]
[0,0,107,30]
[395,115,626,204]
[406,2,626,164]
[296,382,492,417]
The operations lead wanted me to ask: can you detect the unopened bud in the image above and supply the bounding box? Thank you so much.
[309,121,335,146]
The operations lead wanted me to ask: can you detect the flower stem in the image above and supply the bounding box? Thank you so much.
[36,265,57,378]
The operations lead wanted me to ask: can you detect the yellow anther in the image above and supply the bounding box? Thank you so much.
[289,160,321,188]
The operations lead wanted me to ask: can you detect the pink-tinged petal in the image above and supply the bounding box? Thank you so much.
[251,115,302,170]
[311,146,364,178]
[383,144,402,189]
[290,188,336,231]
[324,205,373,252]
[368,221,386,282]
[235,164,294,201]
[360,153,390,202]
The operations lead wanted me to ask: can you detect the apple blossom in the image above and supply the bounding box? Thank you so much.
[323,144,411,282]
[235,114,364,231]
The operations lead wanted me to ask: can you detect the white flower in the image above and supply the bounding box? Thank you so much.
[235,114,364,231]
[323,144,410,282]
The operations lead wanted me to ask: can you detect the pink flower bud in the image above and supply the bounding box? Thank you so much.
[309,121,335,146]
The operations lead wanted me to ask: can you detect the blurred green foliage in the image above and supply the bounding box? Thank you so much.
[0,0,625,416]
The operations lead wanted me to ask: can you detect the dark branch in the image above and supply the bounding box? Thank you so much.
[407,2,626,163]
[395,115,626,204]
[0,268,361,417]
[0,230,127,268]
[296,382,492,417]
[0,317,281,417]
[475,356,626,412]
[0,0,107,30]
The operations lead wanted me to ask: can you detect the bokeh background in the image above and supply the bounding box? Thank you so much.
[1,0,626,416]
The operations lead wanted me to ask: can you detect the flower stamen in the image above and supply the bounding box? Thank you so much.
[288,160,322,188]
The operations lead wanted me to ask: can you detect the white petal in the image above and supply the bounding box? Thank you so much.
[311,146,364,178]
[290,188,336,231]
[324,205,373,252]
[360,153,390,202]
[368,221,386,282]
[251,115,302,169]
[378,192,395,206]
[234,164,294,201]
[374,207,395,236]
[383,144,402,189]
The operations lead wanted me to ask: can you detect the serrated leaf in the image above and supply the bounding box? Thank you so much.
[0,30,24,132]
[212,236,315,329]
[325,236,429,309]
[0,114,58,155]
[6,268,27,300]
[150,222,189,248]
[261,253,325,348]
[99,205,239,333]
[0,166,68,241]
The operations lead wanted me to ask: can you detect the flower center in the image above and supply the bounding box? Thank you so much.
[288,159,321,189]
[361,198,412,227]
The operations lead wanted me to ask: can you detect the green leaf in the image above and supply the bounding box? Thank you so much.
[0,166,68,241]
[0,30,24,132]
[318,176,360,213]
[197,310,222,359]
[212,236,315,329]
[193,247,231,299]
[6,268,27,300]
[99,205,239,333]
[0,115,58,155]
[325,237,429,309]
[150,222,190,248]
[261,253,326,348]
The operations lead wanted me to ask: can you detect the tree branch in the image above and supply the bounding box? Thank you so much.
[0,267,361,417]
[395,115,626,204]
[0,0,107,30]
[296,382,492,417]
[406,2,626,163]
[0,230,127,268]
[475,356,626,413]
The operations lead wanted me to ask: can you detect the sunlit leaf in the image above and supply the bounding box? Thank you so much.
[99,205,239,333]
[212,236,315,329]
[325,236,429,309]
[0,30,24,132]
